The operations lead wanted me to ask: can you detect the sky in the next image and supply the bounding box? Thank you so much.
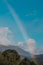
[0,0,43,53]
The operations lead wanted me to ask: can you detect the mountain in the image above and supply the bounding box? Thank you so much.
[0,45,31,60]
[35,54,43,65]
[35,46,43,55]
[0,45,43,65]
[34,47,43,65]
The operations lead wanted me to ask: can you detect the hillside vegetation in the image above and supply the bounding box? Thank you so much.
[0,49,36,65]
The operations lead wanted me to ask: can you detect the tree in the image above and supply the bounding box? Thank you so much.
[0,52,5,65]
[2,49,21,65]
[19,57,30,65]
[30,61,36,65]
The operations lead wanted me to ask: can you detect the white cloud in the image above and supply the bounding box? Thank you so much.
[25,13,33,16]
[18,42,23,47]
[0,27,36,55]
[27,39,36,54]
[18,38,36,54]
[0,27,13,46]
[18,42,28,51]
[25,10,37,17]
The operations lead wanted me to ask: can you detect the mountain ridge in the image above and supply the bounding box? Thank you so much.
[0,44,31,60]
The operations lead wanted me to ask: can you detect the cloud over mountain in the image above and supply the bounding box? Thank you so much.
[0,27,36,55]
[18,39,36,54]
[27,39,36,54]
[0,27,12,46]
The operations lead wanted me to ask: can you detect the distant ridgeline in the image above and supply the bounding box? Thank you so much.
[0,49,36,65]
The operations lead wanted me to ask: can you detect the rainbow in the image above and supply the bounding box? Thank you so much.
[4,0,28,41]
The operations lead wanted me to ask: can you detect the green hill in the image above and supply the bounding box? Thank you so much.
[0,49,36,65]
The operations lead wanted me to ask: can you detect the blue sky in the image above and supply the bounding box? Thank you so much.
[0,0,43,50]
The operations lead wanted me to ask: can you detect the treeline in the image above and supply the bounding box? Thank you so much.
[0,49,36,65]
